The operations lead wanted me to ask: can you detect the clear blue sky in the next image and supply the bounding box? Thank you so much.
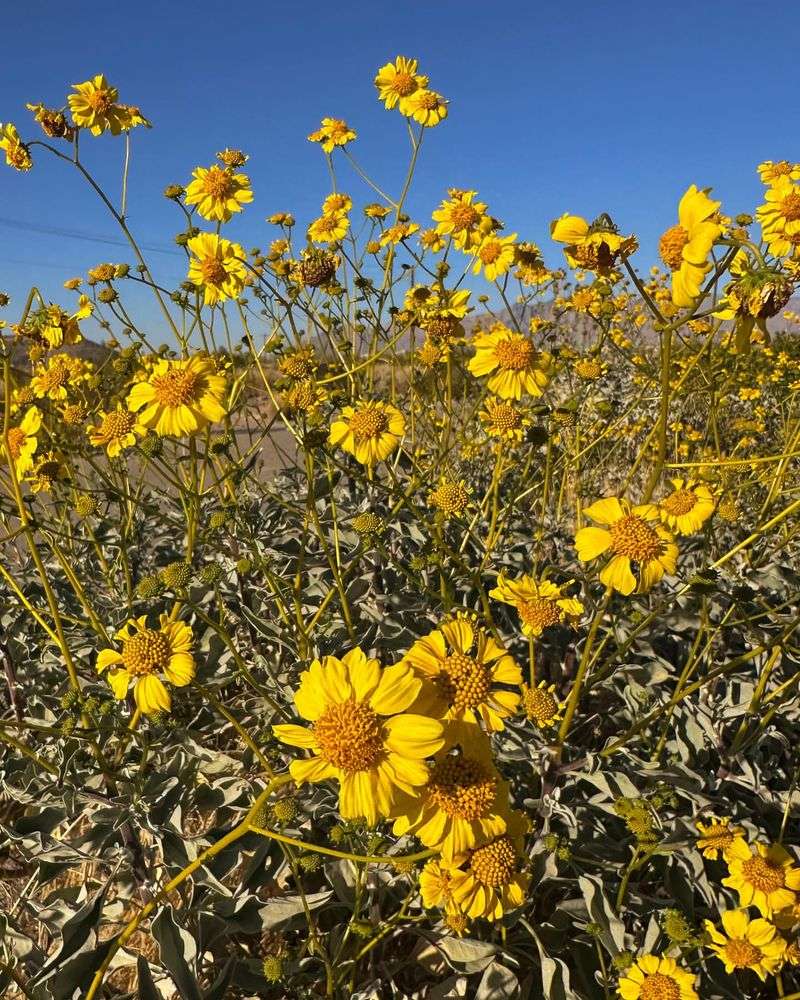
[1,0,797,337]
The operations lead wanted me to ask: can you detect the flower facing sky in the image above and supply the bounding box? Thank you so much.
[127,356,227,437]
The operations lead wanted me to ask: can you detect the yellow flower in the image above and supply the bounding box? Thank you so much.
[379,221,420,247]
[723,840,800,917]
[374,56,428,111]
[127,355,227,437]
[329,400,404,466]
[575,497,678,596]
[420,857,456,911]
[273,647,444,826]
[432,190,488,250]
[391,743,510,858]
[403,89,448,127]
[618,954,698,1000]
[489,574,584,637]
[365,202,392,219]
[551,214,636,274]
[472,233,517,281]
[0,123,32,171]
[704,909,785,980]
[757,177,800,256]
[308,211,349,244]
[428,478,471,518]
[521,681,562,728]
[184,164,253,223]
[307,118,356,154]
[68,76,129,136]
[187,233,247,306]
[401,614,522,736]
[427,812,530,921]
[97,614,194,714]
[658,186,722,306]
[30,354,91,401]
[695,815,746,860]
[27,451,67,494]
[758,160,800,185]
[87,406,146,457]
[468,324,552,399]
[480,398,528,442]
[2,406,41,476]
[282,379,328,417]
[322,192,352,215]
[26,103,74,141]
[658,478,716,535]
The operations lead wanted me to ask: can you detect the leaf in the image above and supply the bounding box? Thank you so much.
[579,874,625,954]
[533,933,578,1000]
[152,905,202,1000]
[202,957,236,1000]
[439,936,498,965]
[137,955,161,1000]
[475,961,519,999]
[259,890,334,928]
[33,884,108,984]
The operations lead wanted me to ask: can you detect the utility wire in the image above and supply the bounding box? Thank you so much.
[0,214,183,257]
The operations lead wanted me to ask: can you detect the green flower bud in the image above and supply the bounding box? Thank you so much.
[160,561,192,589]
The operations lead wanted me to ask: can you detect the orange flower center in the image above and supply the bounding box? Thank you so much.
[37,364,70,391]
[202,166,237,200]
[479,242,503,265]
[780,191,800,223]
[469,834,517,887]
[698,824,733,850]
[313,700,384,772]
[659,225,691,271]
[152,368,201,408]
[741,855,786,894]
[392,72,417,96]
[6,427,25,459]
[416,91,440,110]
[523,685,559,727]
[639,973,681,1000]
[661,489,698,516]
[494,336,535,371]
[87,89,114,113]
[349,406,389,443]
[425,315,459,342]
[199,257,228,286]
[100,410,136,440]
[610,514,663,563]
[518,598,561,632]
[122,628,171,677]
[437,652,492,711]
[430,481,469,515]
[449,203,480,231]
[427,753,497,820]
[723,938,762,968]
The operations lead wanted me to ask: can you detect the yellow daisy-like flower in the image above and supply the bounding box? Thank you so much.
[391,743,510,858]
[658,478,716,535]
[127,355,227,437]
[27,451,67,494]
[308,211,349,245]
[479,397,530,441]
[3,406,41,476]
[757,177,800,256]
[374,56,428,111]
[401,614,522,735]
[472,233,517,281]
[468,324,552,400]
[403,89,448,127]
[618,954,698,1000]
[273,647,444,826]
[428,478,471,518]
[307,118,356,154]
[39,303,84,349]
[425,812,530,921]
[489,573,584,637]
[97,614,195,714]
[30,354,90,401]
[575,497,678,596]
[658,185,722,307]
[723,840,800,917]
[521,681,562,728]
[432,190,488,250]
[551,214,636,275]
[695,815,746,861]
[184,164,253,223]
[67,75,129,136]
[187,233,247,306]
[87,406,146,458]
[328,400,404,466]
[365,202,392,219]
[379,221,420,247]
[321,192,352,215]
[0,123,32,171]
[758,160,800,185]
[704,909,786,981]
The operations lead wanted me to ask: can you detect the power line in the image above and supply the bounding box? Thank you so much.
[0,215,184,257]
